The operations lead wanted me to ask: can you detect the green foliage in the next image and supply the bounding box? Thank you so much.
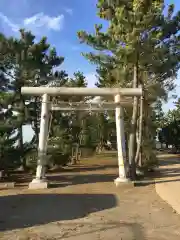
[0,85,21,172]
[158,99,180,149]
[0,29,70,172]
[77,0,180,174]
[25,148,37,171]
[78,1,180,92]
[1,2,179,177]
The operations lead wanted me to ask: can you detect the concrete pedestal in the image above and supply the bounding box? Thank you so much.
[114,177,133,187]
[28,178,49,189]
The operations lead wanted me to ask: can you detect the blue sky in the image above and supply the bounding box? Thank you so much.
[0,0,179,141]
[0,0,104,86]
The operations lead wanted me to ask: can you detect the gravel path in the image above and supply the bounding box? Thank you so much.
[0,156,180,239]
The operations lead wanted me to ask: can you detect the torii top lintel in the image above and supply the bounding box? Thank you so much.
[21,87,143,97]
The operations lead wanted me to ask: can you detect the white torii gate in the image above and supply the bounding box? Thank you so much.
[21,87,143,189]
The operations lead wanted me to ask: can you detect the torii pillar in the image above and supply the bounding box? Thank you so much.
[114,94,130,186]
[29,94,50,189]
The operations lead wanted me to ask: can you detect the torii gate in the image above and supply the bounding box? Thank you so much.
[21,86,143,189]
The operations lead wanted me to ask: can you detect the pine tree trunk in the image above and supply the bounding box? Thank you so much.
[125,133,129,157]
[34,120,39,144]
[71,146,78,165]
[75,144,80,163]
[71,148,74,164]
[18,91,26,171]
[128,65,138,180]
[96,139,104,153]
[135,94,144,166]
[34,98,39,145]
[125,132,130,177]
[18,126,26,170]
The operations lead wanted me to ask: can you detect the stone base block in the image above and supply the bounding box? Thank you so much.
[0,182,15,189]
[28,179,49,190]
[114,177,134,187]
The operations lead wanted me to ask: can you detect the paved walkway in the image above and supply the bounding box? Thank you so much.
[1,156,180,239]
[155,154,180,215]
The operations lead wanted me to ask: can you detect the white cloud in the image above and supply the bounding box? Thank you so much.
[0,12,64,34]
[85,73,97,87]
[64,8,73,15]
[0,12,19,32]
[24,12,64,31]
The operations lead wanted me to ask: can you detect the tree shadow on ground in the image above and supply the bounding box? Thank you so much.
[158,158,180,166]
[135,170,180,186]
[135,168,180,187]
[7,165,117,187]
[0,193,116,231]
[49,164,118,174]
[135,178,180,187]
[11,173,32,184]
[48,173,117,188]
[155,157,180,181]
[0,193,146,239]
[135,155,180,187]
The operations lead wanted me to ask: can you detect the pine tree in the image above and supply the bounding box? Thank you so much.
[158,104,180,151]
[1,29,66,169]
[0,74,20,176]
[47,72,88,165]
[78,0,180,179]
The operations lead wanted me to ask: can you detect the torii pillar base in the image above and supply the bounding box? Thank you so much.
[28,178,49,190]
[114,177,133,187]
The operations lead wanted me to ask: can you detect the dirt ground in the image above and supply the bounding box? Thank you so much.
[0,154,180,240]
